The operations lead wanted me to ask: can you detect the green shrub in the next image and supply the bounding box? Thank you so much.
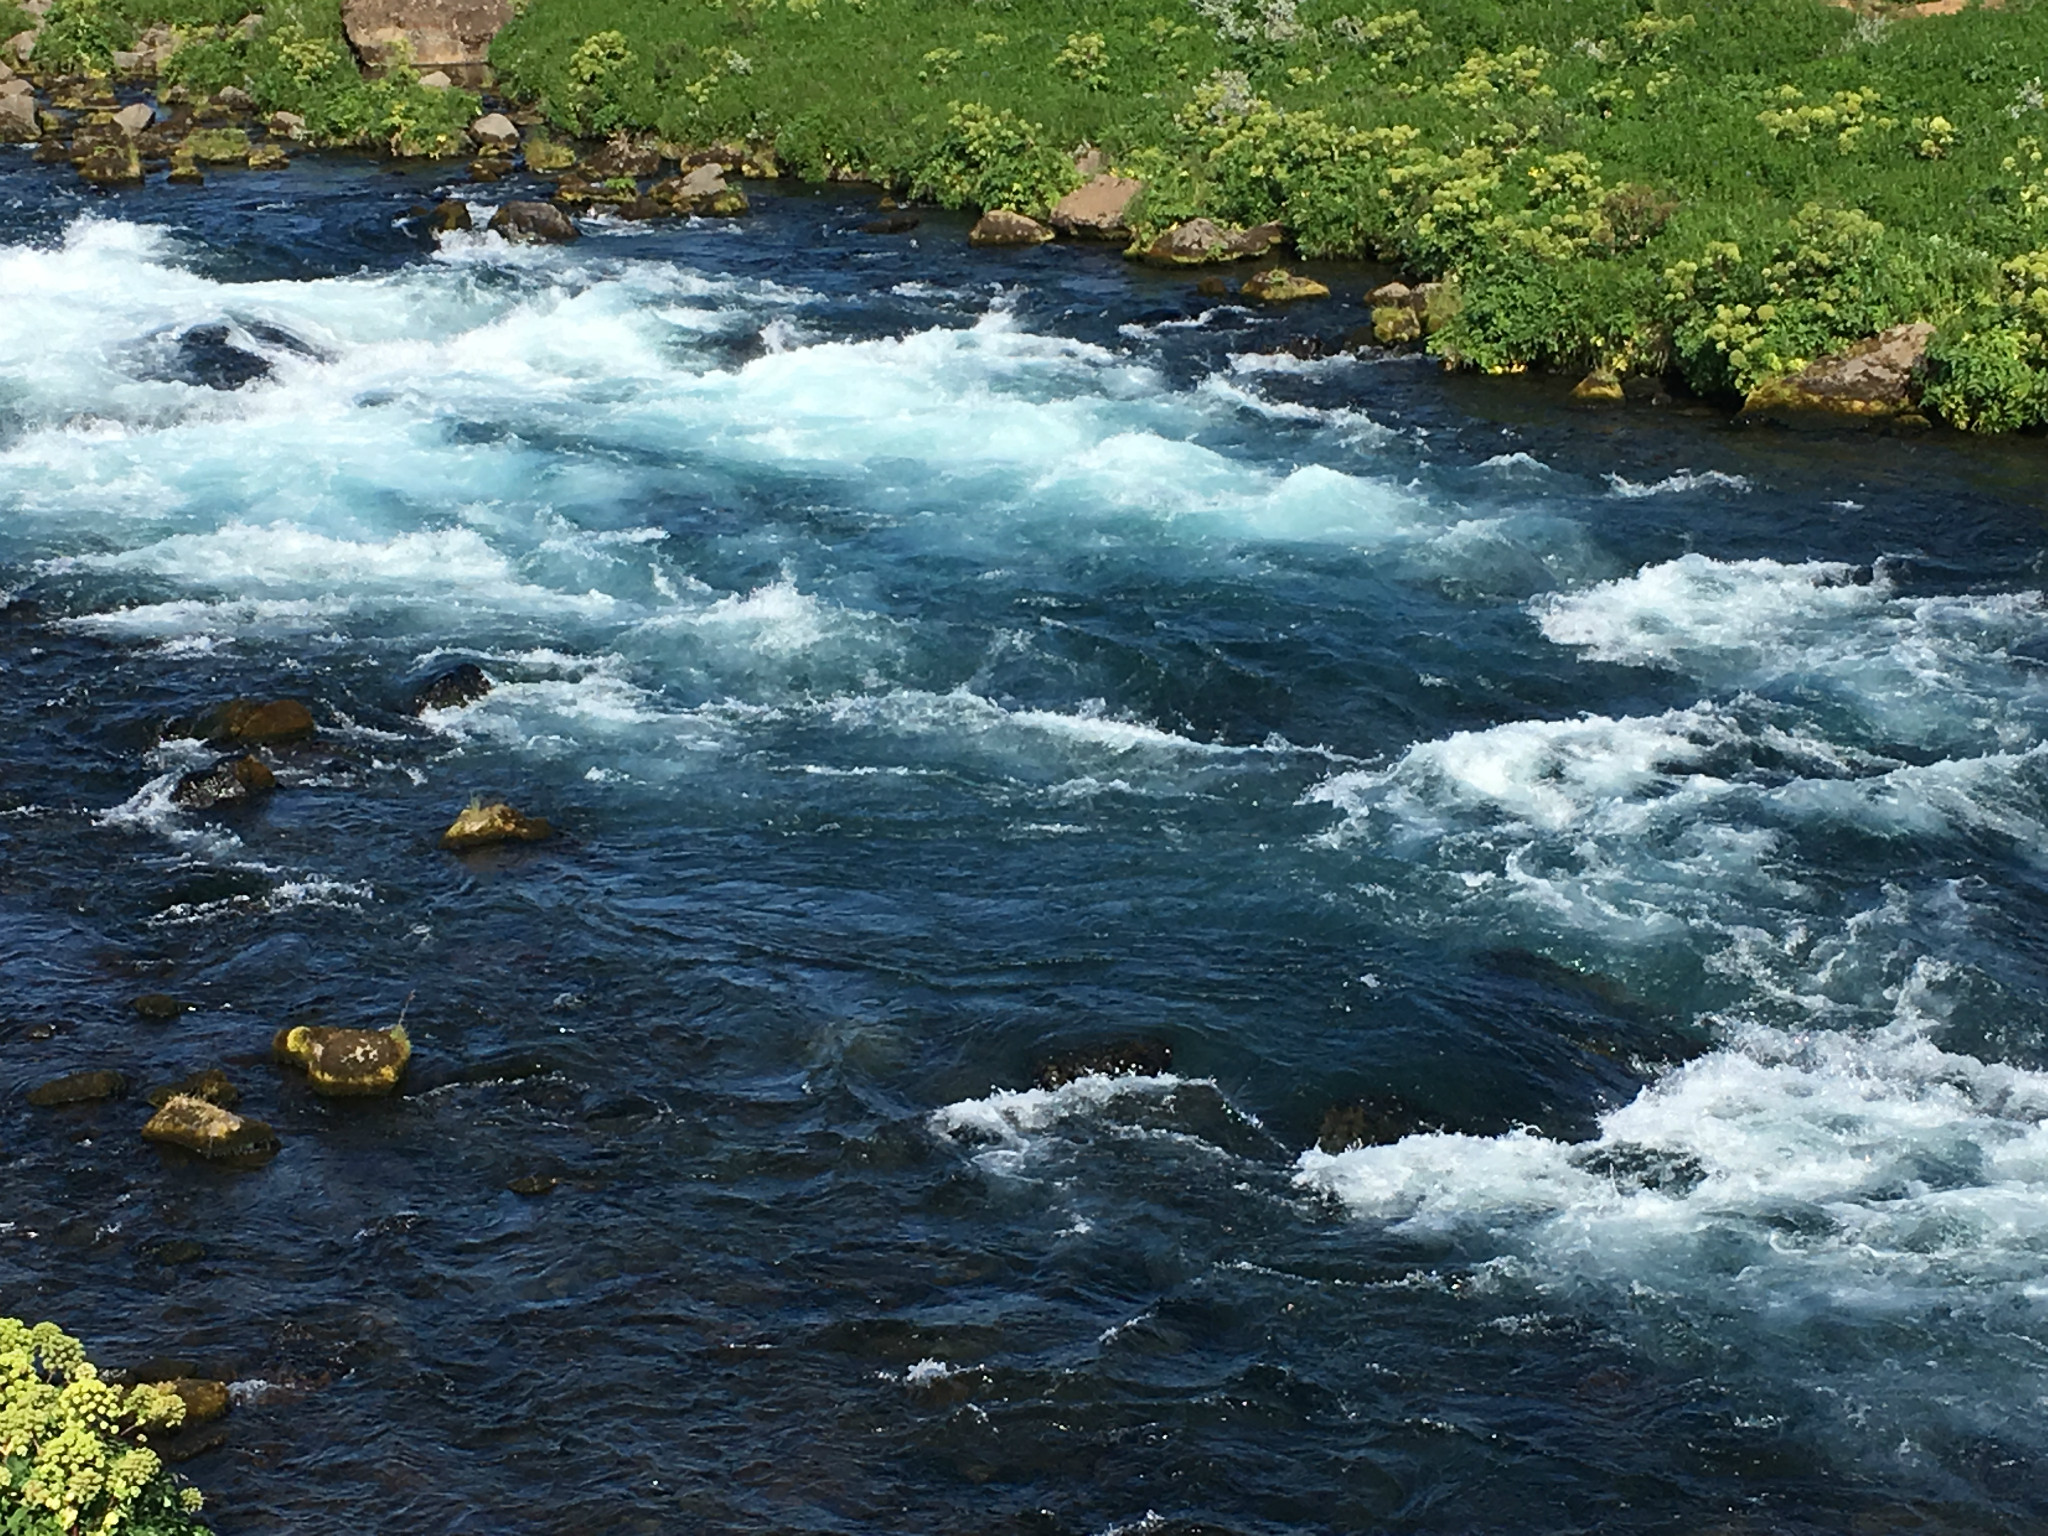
[33,0,136,71]
[0,1317,206,1536]
[159,31,248,93]
[913,101,1076,216]
[560,28,640,134]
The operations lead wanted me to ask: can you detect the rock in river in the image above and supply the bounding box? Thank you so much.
[1741,322,1935,424]
[181,697,315,746]
[1034,1038,1172,1090]
[488,200,578,244]
[1240,268,1329,302]
[133,993,187,1021]
[142,1094,280,1159]
[145,1068,240,1109]
[28,1070,128,1106]
[410,661,491,713]
[273,1024,411,1096]
[171,754,275,810]
[968,209,1053,247]
[441,800,553,850]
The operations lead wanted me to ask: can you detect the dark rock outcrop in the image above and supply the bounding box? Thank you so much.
[1034,1039,1172,1090]
[133,993,187,1021]
[410,661,492,713]
[427,197,472,233]
[1316,1097,1434,1154]
[488,200,578,243]
[171,754,275,810]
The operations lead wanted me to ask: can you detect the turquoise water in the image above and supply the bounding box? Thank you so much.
[6,153,2048,1533]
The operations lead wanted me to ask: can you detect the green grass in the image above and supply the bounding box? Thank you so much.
[476,0,2048,427]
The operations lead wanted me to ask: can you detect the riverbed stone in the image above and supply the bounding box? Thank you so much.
[428,197,472,233]
[184,697,315,746]
[441,800,553,850]
[1049,173,1142,239]
[76,140,142,186]
[488,200,578,243]
[339,0,510,71]
[1572,368,1625,404]
[410,662,491,712]
[1316,1096,1433,1153]
[163,1378,230,1424]
[112,101,153,134]
[133,993,187,1021]
[969,209,1053,247]
[171,754,275,810]
[273,1024,411,1096]
[247,141,288,170]
[27,1069,129,1106]
[142,1094,279,1159]
[0,91,36,141]
[1741,321,1936,423]
[1241,268,1329,302]
[1033,1039,1172,1090]
[145,1069,240,1109]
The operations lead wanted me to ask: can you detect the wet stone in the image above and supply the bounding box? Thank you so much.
[1033,1038,1172,1090]
[171,753,275,809]
[134,993,187,1021]
[181,696,315,746]
[27,1069,128,1106]
[142,1095,280,1160]
[507,1173,558,1196]
[273,1024,411,1096]
[1316,1096,1434,1154]
[441,800,553,850]
[164,1377,230,1424]
[145,1068,240,1109]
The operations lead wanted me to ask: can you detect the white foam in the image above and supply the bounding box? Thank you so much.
[1604,468,1751,498]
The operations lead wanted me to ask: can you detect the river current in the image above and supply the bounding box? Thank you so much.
[6,152,2048,1534]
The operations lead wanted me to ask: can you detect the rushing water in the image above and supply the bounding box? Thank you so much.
[6,150,2048,1535]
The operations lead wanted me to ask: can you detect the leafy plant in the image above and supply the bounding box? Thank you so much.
[913,101,1075,215]
[0,1317,206,1536]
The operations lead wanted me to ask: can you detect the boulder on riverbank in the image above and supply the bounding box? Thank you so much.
[1571,368,1625,404]
[441,800,553,850]
[0,90,35,144]
[273,1024,411,1096]
[469,111,517,150]
[969,209,1053,247]
[171,754,275,810]
[1740,322,1935,424]
[339,0,512,73]
[488,200,577,243]
[142,1093,280,1160]
[1049,173,1142,239]
[1137,218,1285,266]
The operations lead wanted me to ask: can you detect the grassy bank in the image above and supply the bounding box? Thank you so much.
[481,0,2048,427]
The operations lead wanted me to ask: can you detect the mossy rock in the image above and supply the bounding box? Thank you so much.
[1241,268,1329,303]
[141,1094,279,1161]
[523,134,576,173]
[182,126,250,164]
[273,1024,411,1096]
[27,1069,128,1106]
[181,697,314,746]
[441,800,553,850]
[145,1069,240,1109]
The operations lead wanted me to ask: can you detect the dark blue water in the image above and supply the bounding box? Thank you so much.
[7,149,2048,1535]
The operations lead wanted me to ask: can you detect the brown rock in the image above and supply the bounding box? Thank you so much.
[268,110,306,139]
[968,209,1053,247]
[1572,368,1625,404]
[133,993,187,1021]
[339,0,511,71]
[507,1173,557,1196]
[1049,174,1142,239]
[142,1094,279,1159]
[649,161,727,212]
[272,1024,411,1096]
[1741,322,1936,423]
[76,142,142,187]
[1138,218,1285,266]
[469,111,517,149]
[440,800,554,850]
[171,754,275,810]
[27,1069,128,1106]
[111,101,153,135]
[145,1069,240,1109]
[487,200,578,243]
[1240,267,1329,302]
[183,697,315,746]
[428,197,472,233]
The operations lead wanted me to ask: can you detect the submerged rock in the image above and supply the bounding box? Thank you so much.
[273,1024,411,1096]
[410,661,491,713]
[162,1378,230,1424]
[1241,268,1329,302]
[859,213,921,235]
[1050,173,1142,239]
[27,1069,128,1106]
[145,1069,240,1109]
[1741,322,1935,423]
[158,324,272,390]
[1316,1097,1434,1153]
[488,200,578,243]
[133,993,187,1022]
[969,209,1054,247]
[181,697,315,746]
[1033,1039,1172,1090]
[171,754,275,810]
[142,1094,279,1160]
[506,1173,557,1196]
[441,800,553,850]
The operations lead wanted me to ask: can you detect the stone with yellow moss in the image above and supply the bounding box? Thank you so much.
[273,1024,411,1096]
[441,800,553,850]
[1571,368,1626,404]
[142,1094,280,1160]
[1241,268,1330,303]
